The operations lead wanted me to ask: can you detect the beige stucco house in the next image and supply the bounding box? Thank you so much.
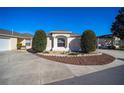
[1,29,123,52]
[45,31,81,52]
[0,30,81,52]
[0,29,32,51]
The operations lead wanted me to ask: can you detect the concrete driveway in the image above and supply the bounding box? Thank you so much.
[0,51,74,84]
[0,49,124,85]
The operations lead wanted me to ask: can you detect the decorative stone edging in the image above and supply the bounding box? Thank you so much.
[37,52,102,57]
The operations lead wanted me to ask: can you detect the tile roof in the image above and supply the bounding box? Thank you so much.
[70,33,80,37]
[50,30,72,34]
[47,30,80,37]
[97,34,113,38]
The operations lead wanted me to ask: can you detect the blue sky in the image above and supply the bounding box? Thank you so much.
[0,7,120,36]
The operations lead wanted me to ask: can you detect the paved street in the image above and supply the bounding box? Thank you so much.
[50,64,124,85]
[50,49,124,85]
[0,49,124,85]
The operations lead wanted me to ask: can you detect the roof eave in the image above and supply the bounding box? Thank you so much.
[0,34,33,39]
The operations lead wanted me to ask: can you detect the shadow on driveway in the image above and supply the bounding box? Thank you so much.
[117,58,124,61]
[48,65,124,85]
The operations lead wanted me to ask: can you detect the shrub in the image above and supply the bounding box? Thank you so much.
[27,48,37,53]
[68,52,78,55]
[81,30,97,53]
[61,51,69,54]
[43,51,49,54]
[17,43,22,49]
[108,45,116,49]
[32,30,47,52]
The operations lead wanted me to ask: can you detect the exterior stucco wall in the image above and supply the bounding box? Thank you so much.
[0,34,32,51]
[0,36,11,51]
[68,37,81,52]
[10,38,17,50]
[0,36,17,51]
[113,37,124,48]
[52,33,70,51]
[52,33,70,37]
[45,33,81,52]
[25,40,32,49]
[46,37,52,51]
[113,37,120,48]
[19,39,32,49]
[20,39,26,46]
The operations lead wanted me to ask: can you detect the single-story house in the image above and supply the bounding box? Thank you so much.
[0,30,81,52]
[1,29,123,52]
[97,34,124,49]
[46,30,81,52]
[97,34,113,48]
[0,29,32,51]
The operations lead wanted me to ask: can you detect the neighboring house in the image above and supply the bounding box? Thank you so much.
[97,34,113,48]
[0,29,32,51]
[46,30,81,52]
[113,36,124,48]
[97,34,124,49]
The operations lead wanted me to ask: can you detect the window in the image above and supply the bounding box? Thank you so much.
[115,40,120,46]
[25,40,31,46]
[58,38,65,47]
[26,42,31,46]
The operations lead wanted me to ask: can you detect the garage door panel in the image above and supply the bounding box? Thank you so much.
[0,38,10,51]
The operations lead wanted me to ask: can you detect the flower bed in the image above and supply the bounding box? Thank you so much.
[36,53,115,65]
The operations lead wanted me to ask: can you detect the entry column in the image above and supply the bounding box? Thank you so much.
[66,37,70,51]
[52,36,57,51]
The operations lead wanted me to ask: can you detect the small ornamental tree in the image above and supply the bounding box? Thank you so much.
[81,30,97,53]
[32,30,47,52]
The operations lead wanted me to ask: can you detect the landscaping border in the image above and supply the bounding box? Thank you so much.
[36,53,115,65]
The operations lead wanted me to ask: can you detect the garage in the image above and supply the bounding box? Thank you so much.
[0,29,32,52]
[0,37,10,51]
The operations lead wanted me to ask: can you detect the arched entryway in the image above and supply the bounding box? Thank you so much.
[52,35,68,51]
[57,38,66,47]
[56,36,67,48]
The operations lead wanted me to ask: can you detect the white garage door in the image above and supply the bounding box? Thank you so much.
[0,38,10,51]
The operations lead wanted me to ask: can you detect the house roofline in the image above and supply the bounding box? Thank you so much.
[97,34,113,38]
[70,36,81,38]
[0,34,32,39]
[49,31,72,34]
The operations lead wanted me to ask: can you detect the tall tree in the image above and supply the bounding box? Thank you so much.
[32,30,47,52]
[111,8,124,40]
[80,30,97,53]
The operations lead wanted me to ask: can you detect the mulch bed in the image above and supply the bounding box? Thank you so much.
[36,53,115,65]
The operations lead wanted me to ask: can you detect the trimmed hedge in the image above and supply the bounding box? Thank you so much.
[81,30,97,53]
[32,30,47,52]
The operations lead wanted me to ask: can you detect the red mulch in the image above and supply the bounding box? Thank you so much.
[36,53,115,65]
